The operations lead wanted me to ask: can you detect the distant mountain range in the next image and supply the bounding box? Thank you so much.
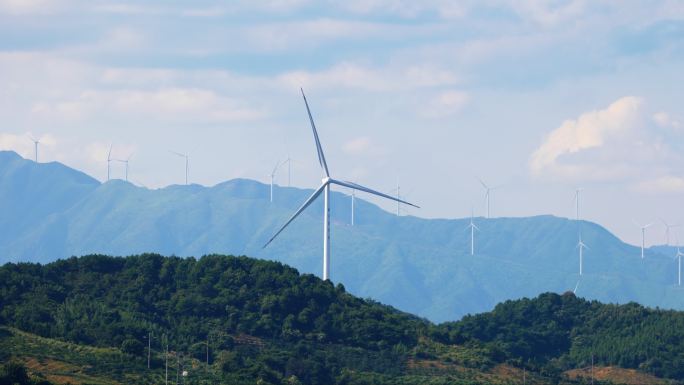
[1,150,683,322]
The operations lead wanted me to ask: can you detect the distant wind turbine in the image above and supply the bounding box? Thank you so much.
[350,189,355,226]
[477,178,500,219]
[573,280,580,294]
[660,219,680,246]
[574,188,583,221]
[466,209,480,256]
[28,135,40,163]
[170,151,189,185]
[676,248,684,287]
[577,234,588,275]
[284,156,292,187]
[269,160,286,203]
[633,220,653,259]
[116,153,134,182]
[107,144,113,181]
[263,89,418,281]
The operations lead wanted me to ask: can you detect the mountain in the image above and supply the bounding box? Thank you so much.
[1,150,683,322]
[1,254,682,384]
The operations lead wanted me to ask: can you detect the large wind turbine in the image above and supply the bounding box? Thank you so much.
[28,136,40,163]
[171,151,189,185]
[577,234,588,275]
[634,221,653,259]
[466,210,480,256]
[263,89,418,281]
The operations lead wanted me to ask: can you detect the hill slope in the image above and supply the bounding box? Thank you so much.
[1,151,682,322]
[1,254,683,384]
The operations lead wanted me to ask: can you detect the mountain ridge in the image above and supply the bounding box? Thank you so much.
[1,150,682,322]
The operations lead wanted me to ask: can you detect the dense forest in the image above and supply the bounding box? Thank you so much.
[1,254,684,384]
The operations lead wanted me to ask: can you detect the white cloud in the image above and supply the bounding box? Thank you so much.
[0,0,70,14]
[343,137,372,154]
[530,96,684,191]
[420,90,469,118]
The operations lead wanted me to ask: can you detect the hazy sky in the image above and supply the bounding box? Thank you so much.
[1,0,683,246]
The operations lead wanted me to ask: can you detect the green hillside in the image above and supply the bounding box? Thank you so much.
[1,254,682,384]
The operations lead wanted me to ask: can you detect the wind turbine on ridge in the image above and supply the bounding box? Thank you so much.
[269,160,286,203]
[107,144,113,181]
[573,188,583,221]
[350,189,356,226]
[577,233,588,275]
[660,219,680,246]
[477,178,499,219]
[170,151,189,185]
[466,209,480,256]
[633,220,653,259]
[116,153,134,182]
[28,135,40,163]
[263,89,418,281]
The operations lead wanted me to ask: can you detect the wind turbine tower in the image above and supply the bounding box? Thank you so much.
[467,210,480,256]
[634,221,653,259]
[171,151,189,185]
[107,144,113,181]
[28,136,40,163]
[478,178,498,218]
[117,153,133,182]
[661,219,680,246]
[577,234,588,275]
[264,89,418,281]
[574,188,583,221]
[676,248,684,286]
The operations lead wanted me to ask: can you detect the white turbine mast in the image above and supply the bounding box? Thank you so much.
[28,135,40,163]
[107,144,113,181]
[633,220,653,259]
[263,89,419,281]
[676,248,684,287]
[577,234,588,276]
[269,160,283,203]
[477,178,500,219]
[573,188,584,221]
[351,189,355,226]
[116,153,134,182]
[170,151,189,185]
[660,218,680,246]
[466,209,480,256]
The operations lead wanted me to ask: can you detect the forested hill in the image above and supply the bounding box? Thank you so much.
[2,254,684,384]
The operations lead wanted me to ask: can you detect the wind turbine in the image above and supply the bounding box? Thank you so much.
[676,248,684,287]
[577,234,588,275]
[350,189,355,226]
[263,89,418,281]
[283,156,292,187]
[269,160,285,203]
[633,220,653,259]
[466,209,480,256]
[660,219,680,246]
[477,178,499,219]
[171,151,189,185]
[573,188,584,221]
[107,144,113,181]
[116,153,133,182]
[28,135,40,163]
[573,280,580,294]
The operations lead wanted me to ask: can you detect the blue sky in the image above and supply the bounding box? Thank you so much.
[1,0,683,245]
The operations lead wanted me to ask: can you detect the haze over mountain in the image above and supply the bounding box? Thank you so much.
[2,150,683,322]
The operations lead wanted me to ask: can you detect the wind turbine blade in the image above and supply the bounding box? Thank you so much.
[473,224,480,231]
[331,179,419,208]
[170,150,185,158]
[108,144,113,161]
[272,161,281,176]
[263,182,327,248]
[301,89,330,177]
[645,223,654,228]
[477,177,488,189]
